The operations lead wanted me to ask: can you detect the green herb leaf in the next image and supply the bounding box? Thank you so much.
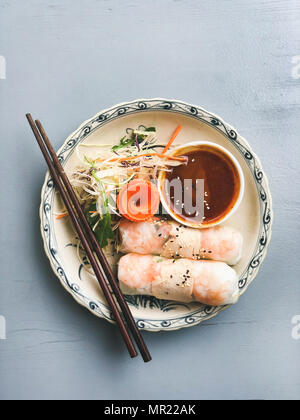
[85,202,115,248]
[112,136,132,151]
[94,212,115,248]
[112,126,156,151]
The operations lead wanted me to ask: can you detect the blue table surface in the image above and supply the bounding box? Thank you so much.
[0,0,299,400]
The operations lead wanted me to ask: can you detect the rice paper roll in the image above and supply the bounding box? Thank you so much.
[118,253,239,306]
[119,219,243,266]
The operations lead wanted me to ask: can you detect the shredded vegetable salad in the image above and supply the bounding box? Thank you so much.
[57,124,184,249]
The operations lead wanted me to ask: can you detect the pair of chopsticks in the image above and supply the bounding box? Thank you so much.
[26,114,151,363]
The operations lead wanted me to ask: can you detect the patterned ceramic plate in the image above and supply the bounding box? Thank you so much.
[40,99,273,332]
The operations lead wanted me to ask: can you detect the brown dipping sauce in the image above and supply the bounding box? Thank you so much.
[164,145,240,225]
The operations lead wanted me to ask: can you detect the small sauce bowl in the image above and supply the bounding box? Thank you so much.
[158,141,245,228]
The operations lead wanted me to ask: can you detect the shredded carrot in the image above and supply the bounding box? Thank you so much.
[56,212,69,220]
[162,125,182,154]
[96,152,186,164]
[95,128,184,164]
[155,152,186,162]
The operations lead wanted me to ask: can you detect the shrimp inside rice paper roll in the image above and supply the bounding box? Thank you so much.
[118,253,239,306]
[119,219,243,266]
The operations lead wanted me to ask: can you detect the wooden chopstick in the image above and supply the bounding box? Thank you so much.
[34,119,152,363]
[26,114,139,360]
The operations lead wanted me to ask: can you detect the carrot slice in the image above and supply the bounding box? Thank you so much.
[162,125,182,154]
[117,179,160,222]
